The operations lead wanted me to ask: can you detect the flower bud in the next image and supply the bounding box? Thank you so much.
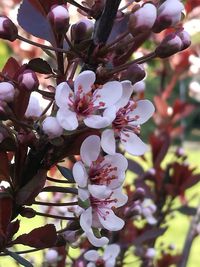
[155,33,182,58]
[145,248,156,259]
[42,116,63,138]
[132,80,145,93]
[129,3,157,36]
[18,69,39,92]
[176,29,191,50]
[153,0,184,33]
[45,249,58,263]
[120,64,146,84]
[71,18,94,43]
[0,16,18,41]
[48,5,69,33]
[25,94,42,118]
[0,82,15,102]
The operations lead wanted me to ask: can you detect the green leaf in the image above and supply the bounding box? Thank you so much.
[27,58,53,74]
[5,250,33,267]
[57,165,75,183]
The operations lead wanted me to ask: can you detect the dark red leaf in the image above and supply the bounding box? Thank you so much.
[27,58,53,74]
[1,57,20,79]
[13,224,57,248]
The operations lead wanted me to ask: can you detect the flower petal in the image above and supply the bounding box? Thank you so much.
[78,188,90,201]
[104,153,128,172]
[98,209,124,231]
[115,80,134,110]
[56,108,78,130]
[101,129,116,155]
[84,115,111,129]
[94,81,122,108]
[55,82,73,108]
[74,70,96,95]
[84,250,100,262]
[129,100,155,125]
[121,132,148,156]
[80,207,92,232]
[86,230,109,247]
[103,244,120,260]
[103,106,117,123]
[110,188,128,208]
[80,135,101,166]
[88,185,112,199]
[87,263,96,267]
[73,161,88,188]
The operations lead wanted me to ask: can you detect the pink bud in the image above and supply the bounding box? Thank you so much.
[71,18,94,43]
[176,29,191,50]
[18,70,39,91]
[42,116,63,139]
[129,3,157,36]
[155,33,182,58]
[0,16,18,41]
[0,82,15,102]
[153,0,184,33]
[121,64,146,84]
[48,5,69,33]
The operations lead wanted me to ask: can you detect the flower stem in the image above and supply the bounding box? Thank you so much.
[33,201,78,206]
[67,0,91,13]
[34,211,76,220]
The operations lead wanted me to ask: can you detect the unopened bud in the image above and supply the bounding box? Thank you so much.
[0,16,18,41]
[71,18,94,43]
[176,30,191,50]
[155,33,182,58]
[18,69,39,91]
[129,3,157,36]
[25,94,42,118]
[145,248,156,259]
[121,64,146,84]
[0,82,15,102]
[133,187,145,200]
[42,116,63,139]
[132,81,145,93]
[153,0,184,33]
[48,5,69,33]
[45,249,58,263]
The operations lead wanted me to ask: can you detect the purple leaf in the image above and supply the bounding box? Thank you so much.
[17,0,55,43]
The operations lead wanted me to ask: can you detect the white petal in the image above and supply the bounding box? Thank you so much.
[74,70,96,95]
[86,230,109,247]
[103,106,117,123]
[84,115,111,129]
[105,259,116,267]
[98,209,124,231]
[94,81,122,108]
[55,82,73,108]
[115,80,134,110]
[121,132,148,156]
[88,185,112,199]
[42,116,63,138]
[110,188,128,208]
[73,162,88,187]
[78,188,90,201]
[56,108,78,131]
[87,263,96,267]
[104,153,128,172]
[129,100,155,125]
[101,129,116,155]
[103,244,120,260]
[25,94,42,118]
[84,250,100,262]
[80,207,92,232]
[80,135,101,166]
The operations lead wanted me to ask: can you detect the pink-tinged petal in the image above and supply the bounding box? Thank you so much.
[87,263,96,267]
[115,80,134,110]
[129,100,155,125]
[56,108,78,131]
[121,132,148,156]
[88,185,112,199]
[55,82,74,108]
[80,135,101,166]
[73,161,88,188]
[101,129,116,155]
[105,258,116,267]
[84,115,111,129]
[110,188,128,208]
[84,250,100,262]
[42,116,63,138]
[78,188,90,201]
[98,209,124,231]
[80,207,92,232]
[94,81,122,108]
[104,153,128,171]
[74,70,96,95]
[86,230,109,247]
[103,106,117,123]
[103,244,120,260]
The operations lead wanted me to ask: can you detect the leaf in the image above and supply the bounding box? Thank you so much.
[133,227,167,246]
[57,165,75,183]
[27,58,53,74]
[5,250,33,267]
[17,0,55,43]
[1,57,20,79]
[176,206,197,216]
[12,224,57,249]
[127,159,144,176]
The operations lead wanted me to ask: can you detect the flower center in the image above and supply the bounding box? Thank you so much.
[112,101,141,141]
[89,158,117,186]
[68,85,105,118]
[96,258,105,267]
